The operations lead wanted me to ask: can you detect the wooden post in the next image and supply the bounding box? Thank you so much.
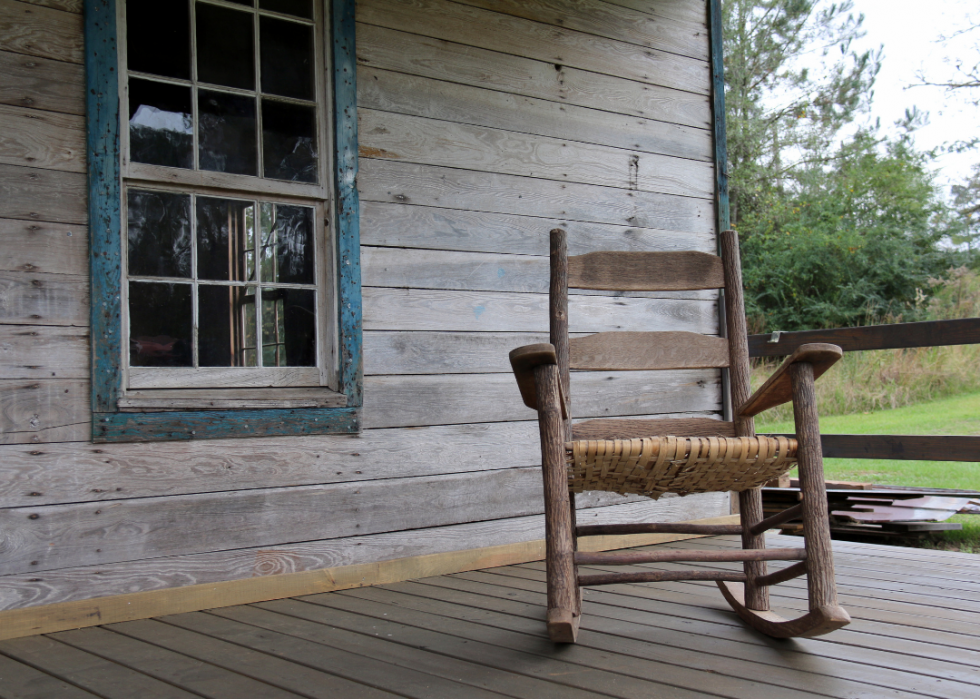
[534,362,580,642]
[550,228,579,614]
[791,361,840,612]
[720,230,768,611]
[719,230,753,438]
[550,228,571,440]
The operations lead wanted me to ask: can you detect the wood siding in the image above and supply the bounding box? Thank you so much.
[0,0,725,612]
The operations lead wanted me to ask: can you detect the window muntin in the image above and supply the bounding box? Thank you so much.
[123,0,323,189]
[126,189,321,375]
[119,0,335,395]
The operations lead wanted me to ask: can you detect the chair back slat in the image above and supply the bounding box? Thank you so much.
[570,331,729,371]
[568,251,724,291]
[572,418,735,440]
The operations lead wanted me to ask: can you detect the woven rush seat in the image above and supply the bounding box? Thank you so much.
[566,435,798,498]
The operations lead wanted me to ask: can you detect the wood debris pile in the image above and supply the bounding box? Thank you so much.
[762,480,980,540]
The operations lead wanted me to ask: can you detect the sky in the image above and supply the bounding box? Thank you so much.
[848,0,979,190]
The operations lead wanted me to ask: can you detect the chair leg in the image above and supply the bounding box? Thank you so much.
[569,488,582,616]
[738,488,769,612]
[790,362,849,624]
[717,362,849,638]
[534,364,580,643]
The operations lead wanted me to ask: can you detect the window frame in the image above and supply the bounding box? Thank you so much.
[85,0,361,442]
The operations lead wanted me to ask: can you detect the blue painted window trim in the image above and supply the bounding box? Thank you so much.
[84,0,361,442]
[708,0,730,233]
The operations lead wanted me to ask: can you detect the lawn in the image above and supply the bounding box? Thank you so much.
[757,390,980,490]
[757,391,980,552]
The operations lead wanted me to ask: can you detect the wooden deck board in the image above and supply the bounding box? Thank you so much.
[461,567,980,689]
[417,570,980,671]
[341,580,977,698]
[357,580,908,699]
[0,651,101,699]
[48,626,307,699]
[1,536,978,699]
[0,634,201,699]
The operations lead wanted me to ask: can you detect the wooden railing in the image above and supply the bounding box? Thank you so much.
[747,318,980,462]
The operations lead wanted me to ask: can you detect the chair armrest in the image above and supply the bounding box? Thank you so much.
[510,343,558,410]
[739,343,842,417]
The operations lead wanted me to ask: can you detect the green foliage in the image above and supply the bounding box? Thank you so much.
[951,163,980,252]
[927,266,980,319]
[723,0,880,226]
[751,266,980,423]
[740,136,958,330]
[723,1,970,332]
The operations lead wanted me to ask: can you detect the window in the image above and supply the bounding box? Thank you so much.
[85,0,361,442]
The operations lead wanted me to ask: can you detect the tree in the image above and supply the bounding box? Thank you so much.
[723,0,881,228]
[951,163,980,253]
[739,134,960,331]
[913,20,980,104]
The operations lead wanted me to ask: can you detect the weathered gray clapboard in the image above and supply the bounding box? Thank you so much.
[0,0,729,619]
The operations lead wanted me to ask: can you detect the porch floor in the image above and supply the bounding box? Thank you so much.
[2,535,979,698]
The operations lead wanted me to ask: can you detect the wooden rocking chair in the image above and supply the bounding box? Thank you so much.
[510,228,850,643]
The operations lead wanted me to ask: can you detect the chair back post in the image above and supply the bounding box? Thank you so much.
[719,230,754,438]
[721,229,769,611]
[550,228,571,441]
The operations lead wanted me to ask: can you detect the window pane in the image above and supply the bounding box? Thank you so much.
[260,16,314,100]
[262,288,315,366]
[199,285,256,366]
[197,197,256,281]
[199,90,257,175]
[129,281,192,367]
[128,78,193,169]
[260,204,315,284]
[244,287,258,367]
[196,3,255,90]
[259,0,312,19]
[126,0,190,80]
[128,190,191,278]
[262,100,317,182]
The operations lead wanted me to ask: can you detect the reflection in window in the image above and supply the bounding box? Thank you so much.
[197,197,255,282]
[262,288,316,366]
[199,91,258,176]
[125,0,319,183]
[127,189,317,369]
[129,79,193,169]
[129,282,193,367]
[128,190,192,278]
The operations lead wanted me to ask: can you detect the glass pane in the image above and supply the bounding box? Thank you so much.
[260,16,314,100]
[129,281,192,367]
[197,197,255,281]
[127,190,191,278]
[261,288,315,366]
[199,90,257,175]
[260,0,312,19]
[244,287,257,367]
[126,0,190,80]
[260,204,315,284]
[128,78,193,169]
[262,100,317,182]
[196,3,255,90]
[260,202,276,282]
[199,285,256,366]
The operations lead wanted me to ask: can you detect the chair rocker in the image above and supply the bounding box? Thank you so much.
[510,228,850,643]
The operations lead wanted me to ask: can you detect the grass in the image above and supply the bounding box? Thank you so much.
[750,343,980,424]
[757,391,980,553]
[757,391,980,489]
